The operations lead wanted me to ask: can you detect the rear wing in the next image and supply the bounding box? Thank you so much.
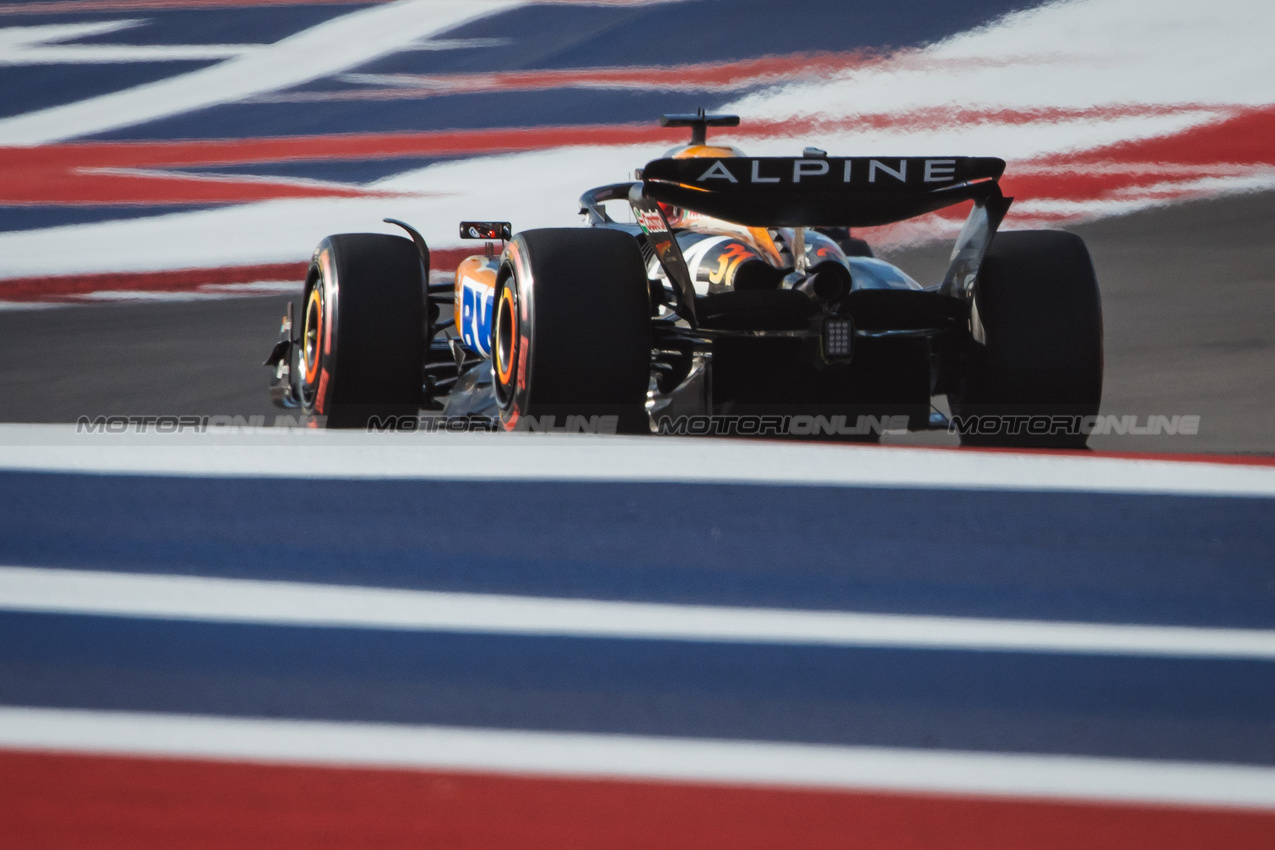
[639,155,1006,228]
[620,154,1011,327]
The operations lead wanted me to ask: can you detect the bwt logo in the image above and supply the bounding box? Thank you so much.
[459,276,493,356]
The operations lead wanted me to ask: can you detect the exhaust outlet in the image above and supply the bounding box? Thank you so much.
[797,261,852,304]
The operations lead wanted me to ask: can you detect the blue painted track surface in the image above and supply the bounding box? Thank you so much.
[3,611,1274,764]
[1,468,1272,771]
[2,472,1271,627]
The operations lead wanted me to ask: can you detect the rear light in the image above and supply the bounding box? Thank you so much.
[822,317,854,360]
[459,221,512,241]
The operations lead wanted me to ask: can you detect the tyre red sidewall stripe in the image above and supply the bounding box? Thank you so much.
[315,367,328,415]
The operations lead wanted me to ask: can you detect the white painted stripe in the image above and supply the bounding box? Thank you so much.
[0,424,1273,497]
[0,300,62,311]
[0,44,257,65]
[0,20,141,48]
[734,0,1275,119]
[196,281,301,293]
[73,280,301,302]
[4,566,1274,660]
[71,288,296,303]
[2,706,1274,809]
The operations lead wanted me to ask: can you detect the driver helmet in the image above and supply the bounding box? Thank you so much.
[657,143,746,227]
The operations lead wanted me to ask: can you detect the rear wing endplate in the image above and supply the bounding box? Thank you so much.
[628,184,698,325]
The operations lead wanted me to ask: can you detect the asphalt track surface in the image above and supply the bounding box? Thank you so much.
[888,190,1275,454]
[2,188,1272,455]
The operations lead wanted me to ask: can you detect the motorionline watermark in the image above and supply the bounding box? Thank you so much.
[368,415,501,432]
[76,415,328,433]
[74,414,621,434]
[657,414,911,437]
[74,412,1203,438]
[370,414,913,435]
[368,415,616,433]
[948,414,1201,437]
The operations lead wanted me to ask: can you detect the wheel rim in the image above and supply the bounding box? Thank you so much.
[302,286,323,384]
[495,286,517,387]
[493,283,519,410]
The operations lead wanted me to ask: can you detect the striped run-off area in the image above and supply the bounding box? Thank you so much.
[1,0,1274,302]
[1,426,1274,846]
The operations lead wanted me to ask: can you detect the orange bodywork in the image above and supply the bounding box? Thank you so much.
[454,254,500,355]
[453,255,498,318]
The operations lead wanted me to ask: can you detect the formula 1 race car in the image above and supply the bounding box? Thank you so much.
[266,112,1103,447]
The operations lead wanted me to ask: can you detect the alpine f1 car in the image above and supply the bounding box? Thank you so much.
[266,111,1103,447]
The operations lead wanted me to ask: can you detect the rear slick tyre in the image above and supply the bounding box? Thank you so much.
[493,228,652,435]
[950,230,1103,449]
[300,233,424,429]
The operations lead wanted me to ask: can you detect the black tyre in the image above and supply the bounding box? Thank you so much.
[493,228,652,434]
[950,230,1103,448]
[299,233,424,428]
